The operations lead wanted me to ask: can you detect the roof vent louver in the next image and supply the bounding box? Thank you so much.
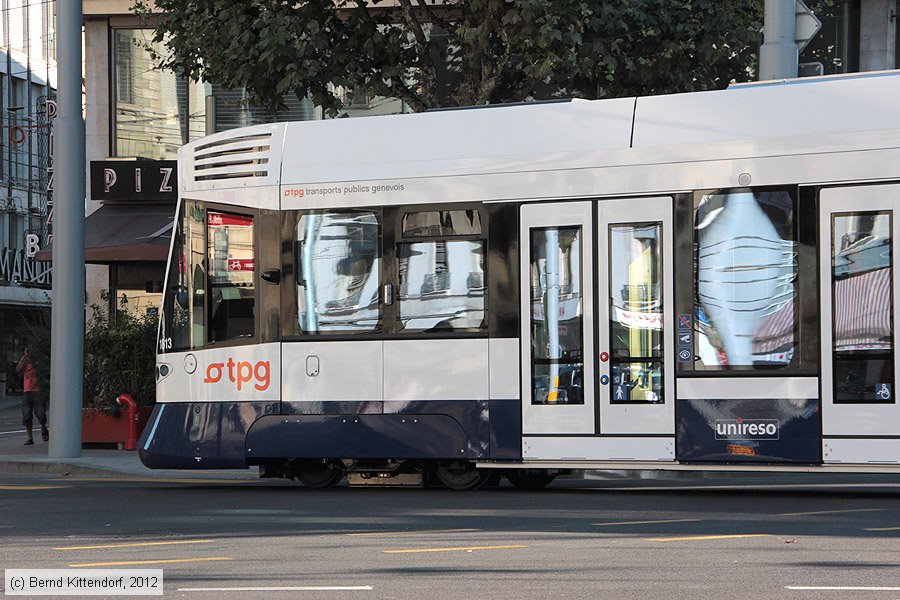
[192,132,272,182]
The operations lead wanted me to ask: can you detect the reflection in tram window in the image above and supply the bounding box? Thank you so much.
[530,227,584,405]
[397,240,485,331]
[694,189,797,369]
[160,202,193,352]
[609,224,663,403]
[401,210,482,238]
[832,212,894,403]
[297,211,380,333]
[207,212,255,342]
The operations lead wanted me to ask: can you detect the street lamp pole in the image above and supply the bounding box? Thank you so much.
[49,0,85,459]
[760,0,799,80]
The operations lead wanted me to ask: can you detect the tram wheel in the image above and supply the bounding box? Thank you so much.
[295,461,345,489]
[506,470,557,490]
[433,462,491,490]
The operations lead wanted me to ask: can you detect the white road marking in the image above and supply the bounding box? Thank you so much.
[786,586,900,591]
[776,508,886,517]
[596,518,701,526]
[0,429,28,436]
[646,534,770,542]
[348,528,480,537]
[178,586,373,592]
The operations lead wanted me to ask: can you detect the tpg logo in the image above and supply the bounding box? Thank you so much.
[203,358,271,391]
[715,418,779,441]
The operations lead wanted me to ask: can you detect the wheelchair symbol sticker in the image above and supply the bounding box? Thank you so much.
[876,383,892,401]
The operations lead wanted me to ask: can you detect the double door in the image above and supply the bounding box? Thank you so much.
[520,198,675,460]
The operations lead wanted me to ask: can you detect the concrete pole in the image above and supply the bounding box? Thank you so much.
[49,0,85,459]
[759,0,799,80]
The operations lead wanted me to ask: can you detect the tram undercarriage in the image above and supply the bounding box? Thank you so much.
[258,458,562,490]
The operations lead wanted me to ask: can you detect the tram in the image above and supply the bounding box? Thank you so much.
[140,71,900,489]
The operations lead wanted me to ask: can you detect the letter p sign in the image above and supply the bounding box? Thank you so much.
[104,168,117,193]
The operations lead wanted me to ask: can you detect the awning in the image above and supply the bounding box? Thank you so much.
[36,204,175,264]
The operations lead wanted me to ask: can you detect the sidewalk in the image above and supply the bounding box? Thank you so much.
[0,401,258,480]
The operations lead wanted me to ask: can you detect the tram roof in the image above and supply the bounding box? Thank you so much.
[178,70,900,196]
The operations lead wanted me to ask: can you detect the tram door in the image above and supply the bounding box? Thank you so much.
[596,198,675,435]
[820,184,900,463]
[520,198,674,443]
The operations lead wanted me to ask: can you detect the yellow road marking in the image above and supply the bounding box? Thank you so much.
[0,485,68,490]
[596,518,702,526]
[349,528,481,537]
[776,508,886,517]
[51,477,255,484]
[864,526,900,531]
[646,534,770,542]
[69,557,233,568]
[55,539,215,551]
[383,545,527,554]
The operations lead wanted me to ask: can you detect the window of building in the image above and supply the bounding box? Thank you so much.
[692,189,798,370]
[112,29,207,159]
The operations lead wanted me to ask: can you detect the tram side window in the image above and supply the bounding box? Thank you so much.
[530,227,584,405]
[296,211,381,333]
[693,189,798,370]
[159,200,205,352]
[207,211,256,342]
[609,223,664,403]
[396,209,486,332]
[831,212,894,403]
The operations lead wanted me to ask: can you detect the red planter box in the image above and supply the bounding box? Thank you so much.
[82,407,154,444]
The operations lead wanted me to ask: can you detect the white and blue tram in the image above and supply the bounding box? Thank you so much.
[141,71,900,489]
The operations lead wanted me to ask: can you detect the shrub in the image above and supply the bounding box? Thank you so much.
[19,298,157,414]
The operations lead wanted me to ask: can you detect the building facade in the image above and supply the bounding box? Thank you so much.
[0,0,56,398]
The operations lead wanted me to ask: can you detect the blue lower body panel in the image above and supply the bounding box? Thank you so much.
[139,399,522,468]
[676,398,820,463]
[246,413,472,461]
[138,402,273,469]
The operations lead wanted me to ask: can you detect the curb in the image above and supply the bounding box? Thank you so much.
[0,459,132,478]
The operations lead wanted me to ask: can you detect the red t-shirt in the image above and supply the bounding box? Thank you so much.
[23,363,38,393]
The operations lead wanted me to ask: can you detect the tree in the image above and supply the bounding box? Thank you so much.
[133,0,763,116]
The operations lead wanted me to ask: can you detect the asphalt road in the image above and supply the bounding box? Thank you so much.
[1,471,898,599]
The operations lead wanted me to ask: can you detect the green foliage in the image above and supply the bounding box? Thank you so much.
[84,301,158,413]
[132,0,764,115]
[18,300,157,414]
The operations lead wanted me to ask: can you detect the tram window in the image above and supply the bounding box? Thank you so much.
[296,211,380,333]
[831,211,894,404]
[159,201,206,352]
[207,211,255,342]
[609,223,664,403]
[693,189,798,370]
[397,240,486,331]
[530,227,584,405]
[401,210,482,237]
